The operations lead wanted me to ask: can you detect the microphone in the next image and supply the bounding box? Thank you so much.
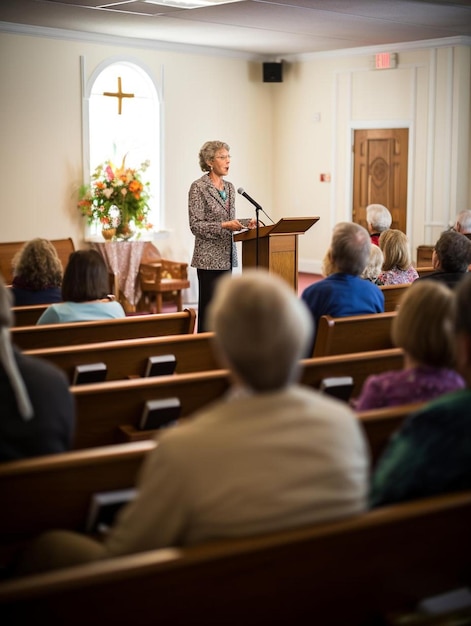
[237,187,262,210]
[238,187,275,224]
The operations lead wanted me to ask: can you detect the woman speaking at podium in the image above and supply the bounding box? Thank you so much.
[188,140,256,332]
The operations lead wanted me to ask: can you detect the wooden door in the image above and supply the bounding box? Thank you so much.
[352,128,409,233]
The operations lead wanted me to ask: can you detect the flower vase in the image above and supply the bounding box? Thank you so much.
[102,227,116,241]
[117,220,134,241]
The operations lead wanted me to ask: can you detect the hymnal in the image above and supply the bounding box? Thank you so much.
[86,488,137,535]
[139,397,181,431]
[144,354,177,377]
[319,376,354,402]
[72,362,107,385]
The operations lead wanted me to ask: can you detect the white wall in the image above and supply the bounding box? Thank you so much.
[1,28,470,282]
[274,42,471,273]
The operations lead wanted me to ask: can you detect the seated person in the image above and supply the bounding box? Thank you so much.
[360,244,384,285]
[0,277,75,462]
[10,238,63,306]
[14,269,370,575]
[453,209,471,240]
[377,229,419,285]
[366,203,392,246]
[415,230,471,290]
[370,273,471,508]
[301,222,384,353]
[37,249,125,324]
[354,280,465,411]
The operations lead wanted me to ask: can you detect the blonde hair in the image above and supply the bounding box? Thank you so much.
[379,229,411,271]
[392,280,456,368]
[361,245,384,281]
[321,249,335,277]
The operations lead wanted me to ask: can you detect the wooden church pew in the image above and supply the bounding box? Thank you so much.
[71,370,232,449]
[1,489,470,626]
[0,237,75,285]
[10,308,196,350]
[10,304,50,327]
[300,347,404,398]
[69,348,406,450]
[0,440,155,571]
[0,401,422,575]
[379,283,411,312]
[24,332,218,383]
[356,401,424,466]
[312,311,396,357]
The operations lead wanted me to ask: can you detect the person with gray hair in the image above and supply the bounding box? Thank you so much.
[189,140,257,333]
[415,230,471,290]
[0,277,74,461]
[13,269,369,576]
[301,222,384,353]
[371,273,471,507]
[366,203,392,246]
[453,209,471,239]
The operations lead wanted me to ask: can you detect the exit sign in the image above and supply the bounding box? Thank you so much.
[374,53,398,69]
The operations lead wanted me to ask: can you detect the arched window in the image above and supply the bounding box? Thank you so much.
[82,58,161,237]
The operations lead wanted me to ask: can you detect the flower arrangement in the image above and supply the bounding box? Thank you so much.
[78,157,153,239]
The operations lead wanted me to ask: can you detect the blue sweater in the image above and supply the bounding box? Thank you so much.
[301,273,384,342]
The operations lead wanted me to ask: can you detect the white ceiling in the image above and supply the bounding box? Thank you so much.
[1,0,470,58]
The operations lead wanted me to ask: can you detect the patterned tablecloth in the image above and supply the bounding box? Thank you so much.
[91,241,146,310]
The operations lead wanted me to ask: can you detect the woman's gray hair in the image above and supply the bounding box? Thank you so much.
[198,141,230,172]
[207,269,313,391]
[0,277,33,420]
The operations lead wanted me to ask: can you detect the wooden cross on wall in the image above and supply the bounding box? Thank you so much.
[103,76,134,115]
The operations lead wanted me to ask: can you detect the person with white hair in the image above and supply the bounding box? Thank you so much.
[453,209,471,239]
[0,277,74,461]
[366,203,392,246]
[301,222,384,353]
[14,269,369,575]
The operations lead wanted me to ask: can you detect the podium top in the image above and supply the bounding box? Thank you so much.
[234,217,319,242]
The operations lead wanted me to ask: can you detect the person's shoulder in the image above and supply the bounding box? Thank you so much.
[104,300,126,317]
[15,349,70,387]
[190,174,209,188]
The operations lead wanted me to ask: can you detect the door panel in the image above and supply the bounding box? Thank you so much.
[353,128,408,234]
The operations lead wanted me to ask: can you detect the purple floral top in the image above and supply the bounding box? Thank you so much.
[378,266,419,285]
[353,365,465,411]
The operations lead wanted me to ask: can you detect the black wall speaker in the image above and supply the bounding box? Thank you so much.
[263,62,283,83]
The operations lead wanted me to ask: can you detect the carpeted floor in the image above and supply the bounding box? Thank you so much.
[298,272,322,295]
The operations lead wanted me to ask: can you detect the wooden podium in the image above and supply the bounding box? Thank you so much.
[233,217,319,291]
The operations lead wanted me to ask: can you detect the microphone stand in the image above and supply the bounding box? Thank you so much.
[255,206,260,267]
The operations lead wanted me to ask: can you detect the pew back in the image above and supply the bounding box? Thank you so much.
[1,490,470,625]
[313,311,396,357]
[0,441,154,568]
[24,332,217,383]
[72,370,231,449]
[300,347,404,398]
[379,283,410,312]
[10,308,196,350]
[11,304,50,327]
[69,348,406,449]
[0,238,75,285]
